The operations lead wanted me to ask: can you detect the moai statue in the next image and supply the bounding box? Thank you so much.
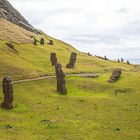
[48,40,54,45]
[66,52,77,68]
[127,60,130,65]
[40,38,45,45]
[50,53,57,65]
[34,37,37,45]
[1,77,13,109]
[104,56,107,60]
[55,63,67,94]
[108,69,122,83]
[121,58,124,62]
[118,59,120,63]
[88,53,91,56]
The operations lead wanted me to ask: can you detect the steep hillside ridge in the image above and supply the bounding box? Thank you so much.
[0,19,135,81]
[0,0,36,32]
[0,18,36,43]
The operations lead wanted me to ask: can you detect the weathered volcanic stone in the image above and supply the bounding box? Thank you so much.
[55,63,67,94]
[1,77,13,109]
[66,52,77,68]
[48,40,54,45]
[33,38,37,45]
[108,69,122,83]
[40,38,44,45]
[50,53,57,65]
[0,0,36,32]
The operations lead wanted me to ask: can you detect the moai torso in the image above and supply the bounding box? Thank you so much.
[55,63,67,94]
[1,77,13,109]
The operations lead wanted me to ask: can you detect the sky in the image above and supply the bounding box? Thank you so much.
[8,0,140,59]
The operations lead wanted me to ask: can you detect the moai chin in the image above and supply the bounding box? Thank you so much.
[108,69,122,83]
[40,38,45,45]
[50,53,57,65]
[1,77,13,109]
[66,52,77,68]
[55,63,67,94]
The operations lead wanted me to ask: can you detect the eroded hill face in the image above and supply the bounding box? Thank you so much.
[0,18,36,43]
[0,0,36,32]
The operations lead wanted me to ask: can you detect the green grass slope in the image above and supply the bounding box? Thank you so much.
[0,71,140,140]
[0,18,140,140]
[0,18,137,81]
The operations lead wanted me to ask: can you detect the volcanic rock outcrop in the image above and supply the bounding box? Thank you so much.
[0,0,37,33]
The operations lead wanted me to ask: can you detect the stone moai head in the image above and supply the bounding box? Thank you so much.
[34,37,37,45]
[1,77,13,109]
[66,52,77,68]
[108,69,122,83]
[40,38,45,45]
[121,58,124,62]
[55,63,67,94]
[127,60,130,65]
[50,53,57,65]
[49,40,54,45]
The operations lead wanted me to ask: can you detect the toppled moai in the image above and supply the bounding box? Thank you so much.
[6,43,18,52]
[1,77,13,109]
[66,52,77,68]
[40,38,45,45]
[50,53,57,65]
[55,63,67,94]
[108,69,122,83]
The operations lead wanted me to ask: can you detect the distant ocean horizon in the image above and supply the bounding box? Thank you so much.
[126,59,140,65]
[112,58,140,65]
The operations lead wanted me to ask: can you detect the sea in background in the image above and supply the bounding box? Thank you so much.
[126,59,140,65]
[112,59,140,65]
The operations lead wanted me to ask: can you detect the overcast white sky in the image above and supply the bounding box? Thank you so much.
[8,0,140,59]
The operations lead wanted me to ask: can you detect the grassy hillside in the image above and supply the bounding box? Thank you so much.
[0,18,140,140]
[0,71,140,140]
[0,18,136,81]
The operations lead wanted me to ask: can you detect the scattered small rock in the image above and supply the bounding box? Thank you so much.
[5,124,12,129]
[115,128,121,131]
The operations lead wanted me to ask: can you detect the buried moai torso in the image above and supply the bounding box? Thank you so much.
[50,53,57,65]
[1,77,13,109]
[108,69,122,83]
[66,52,77,68]
[55,63,67,94]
